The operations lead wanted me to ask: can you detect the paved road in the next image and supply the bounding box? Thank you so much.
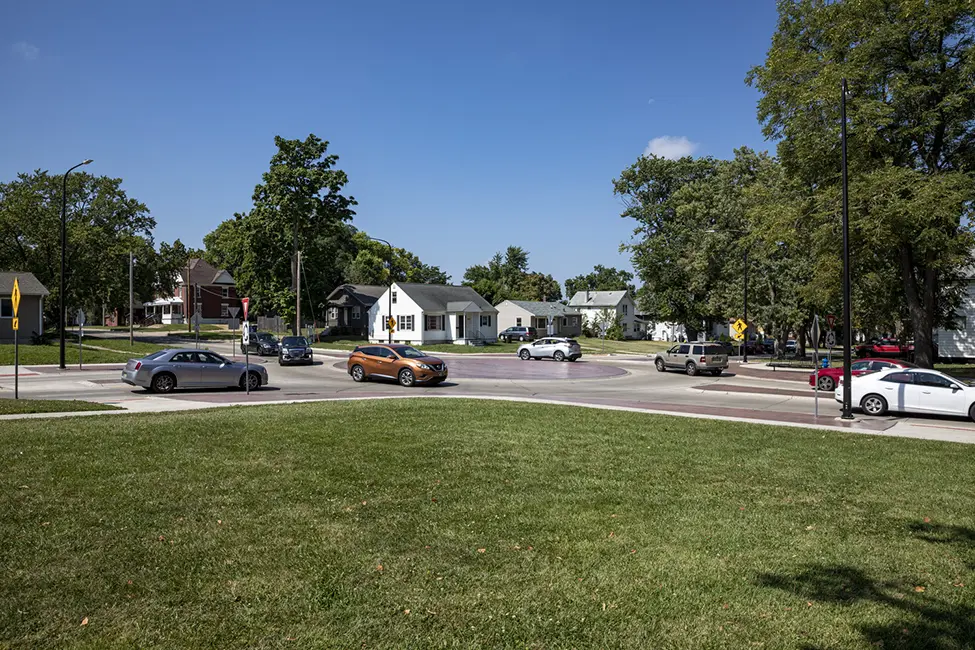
[3,340,974,443]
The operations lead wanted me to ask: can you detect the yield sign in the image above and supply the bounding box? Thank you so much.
[242,297,250,320]
[228,306,240,319]
[11,277,21,316]
[826,314,837,330]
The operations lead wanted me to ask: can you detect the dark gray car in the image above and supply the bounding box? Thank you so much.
[248,332,279,356]
[121,349,268,392]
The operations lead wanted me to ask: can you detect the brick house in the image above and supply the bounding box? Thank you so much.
[141,258,240,325]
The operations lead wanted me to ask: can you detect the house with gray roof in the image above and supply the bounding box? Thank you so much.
[495,300,582,338]
[324,284,387,337]
[0,271,50,344]
[367,282,498,345]
[567,290,640,339]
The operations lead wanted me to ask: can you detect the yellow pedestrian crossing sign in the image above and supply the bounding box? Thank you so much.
[731,318,747,335]
[11,277,21,316]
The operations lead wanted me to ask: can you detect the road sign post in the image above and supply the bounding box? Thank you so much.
[813,314,820,418]
[242,298,250,395]
[191,312,202,349]
[228,306,240,358]
[12,278,20,399]
[76,309,86,370]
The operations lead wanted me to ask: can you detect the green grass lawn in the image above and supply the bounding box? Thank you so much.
[576,337,673,355]
[0,399,121,415]
[1,399,972,648]
[0,342,134,365]
[165,331,237,341]
[82,337,167,355]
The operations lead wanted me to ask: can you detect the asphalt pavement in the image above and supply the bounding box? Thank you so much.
[3,337,974,444]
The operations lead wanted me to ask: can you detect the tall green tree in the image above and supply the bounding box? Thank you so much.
[0,170,182,324]
[564,265,635,299]
[747,0,975,366]
[344,231,450,285]
[462,246,557,304]
[209,134,358,322]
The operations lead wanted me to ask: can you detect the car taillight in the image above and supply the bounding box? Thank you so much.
[700,356,706,363]
[134,362,142,371]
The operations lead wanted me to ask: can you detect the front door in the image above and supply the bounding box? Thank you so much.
[198,351,228,386]
[913,372,968,415]
[169,351,202,387]
[456,314,465,339]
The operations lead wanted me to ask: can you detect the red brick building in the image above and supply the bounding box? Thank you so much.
[143,258,240,325]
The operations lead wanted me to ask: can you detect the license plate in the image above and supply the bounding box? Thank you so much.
[714,356,726,363]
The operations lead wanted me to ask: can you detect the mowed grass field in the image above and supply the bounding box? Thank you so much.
[1,399,973,648]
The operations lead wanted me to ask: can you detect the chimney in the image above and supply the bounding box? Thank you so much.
[585,289,590,302]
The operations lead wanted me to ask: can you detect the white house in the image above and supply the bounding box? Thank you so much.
[495,300,583,337]
[936,267,975,361]
[367,282,498,345]
[567,290,639,339]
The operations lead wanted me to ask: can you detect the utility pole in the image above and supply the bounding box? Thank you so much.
[841,79,853,420]
[129,252,134,345]
[296,250,302,336]
[59,158,93,369]
[186,260,192,333]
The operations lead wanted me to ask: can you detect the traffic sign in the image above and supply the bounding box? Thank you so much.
[11,317,18,331]
[76,309,86,326]
[242,297,250,320]
[733,331,744,341]
[242,327,250,346]
[731,318,747,335]
[387,317,396,330]
[191,312,202,332]
[11,278,21,316]
[228,306,240,319]
[811,315,821,348]
[826,314,837,330]
[825,331,837,348]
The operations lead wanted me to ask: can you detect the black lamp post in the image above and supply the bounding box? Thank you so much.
[840,79,853,419]
[707,229,753,362]
[367,236,394,344]
[59,159,93,370]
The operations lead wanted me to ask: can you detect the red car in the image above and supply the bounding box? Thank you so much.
[855,339,907,359]
[808,358,916,392]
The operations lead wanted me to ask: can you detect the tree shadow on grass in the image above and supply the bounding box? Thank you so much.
[755,523,975,649]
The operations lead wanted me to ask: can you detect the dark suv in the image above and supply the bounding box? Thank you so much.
[499,326,538,342]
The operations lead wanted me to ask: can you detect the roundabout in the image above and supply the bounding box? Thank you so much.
[330,356,628,380]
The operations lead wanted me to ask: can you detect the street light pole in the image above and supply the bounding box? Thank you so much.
[841,78,854,420]
[743,248,749,363]
[59,159,93,370]
[129,252,134,346]
[366,236,394,344]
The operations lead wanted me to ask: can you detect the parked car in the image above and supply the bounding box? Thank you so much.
[855,338,907,359]
[517,337,582,362]
[247,331,279,356]
[785,339,797,353]
[652,342,729,376]
[347,344,447,386]
[807,358,915,392]
[499,326,538,342]
[121,349,267,393]
[278,336,313,366]
[835,367,975,420]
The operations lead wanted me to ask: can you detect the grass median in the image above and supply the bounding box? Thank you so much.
[1,399,972,648]
[0,399,122,415]
[0,342,133,365]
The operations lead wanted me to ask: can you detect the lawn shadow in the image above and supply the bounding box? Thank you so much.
[755,521,975,648]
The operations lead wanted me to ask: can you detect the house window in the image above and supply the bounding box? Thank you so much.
[352,306,361,319]
[399,315,414,331]
[572,317,578,326]
[221,287,229,298]
[392,291,397,304]
[329,307,338,320]
[0,298,12,318]
[562,317,568,327]
[516,317,522,326]
[221,303,229,317]
[623,304,628,315]
[480,315,491,327]
[425,315,444,330]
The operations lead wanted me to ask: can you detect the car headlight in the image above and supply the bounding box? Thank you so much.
[418,363,432,370]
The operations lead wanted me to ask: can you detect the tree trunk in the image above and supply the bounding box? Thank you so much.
[900,244,937,368]
[798,325,807,358]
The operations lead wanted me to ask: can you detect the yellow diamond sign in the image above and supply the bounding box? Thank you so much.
[11,277,21,317]
[387,317,396,332]
[731,318,747,335]
[733,331,744,341]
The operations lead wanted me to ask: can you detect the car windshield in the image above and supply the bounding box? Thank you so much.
[257,333,277,342]
[395,346,426,358]
[282,337,307,346]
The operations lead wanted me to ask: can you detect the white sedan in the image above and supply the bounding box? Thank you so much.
[835,367,975,420]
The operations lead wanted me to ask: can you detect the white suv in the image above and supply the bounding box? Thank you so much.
[517,337,582,362]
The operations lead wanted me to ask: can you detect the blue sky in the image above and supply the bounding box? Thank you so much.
[1,0,777,292]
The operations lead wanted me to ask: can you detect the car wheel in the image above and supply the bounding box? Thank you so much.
[150,373,176,393]
[554,350,565,362]
[351,364,366,382]
[860,394,888,416]
[519,349,531,360]
[398,368,415,387]
[655,358,666,372]
[240,371,261,391]
[520,336,526,341]
[817,375,835,392]
[969,403,975,423]
[686,362,698,377]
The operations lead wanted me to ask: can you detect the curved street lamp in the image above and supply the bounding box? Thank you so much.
[59,159,93,370]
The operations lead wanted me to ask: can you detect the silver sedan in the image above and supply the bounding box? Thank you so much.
[121,349,269,393]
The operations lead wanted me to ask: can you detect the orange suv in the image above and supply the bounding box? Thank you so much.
[347,344,448,387]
